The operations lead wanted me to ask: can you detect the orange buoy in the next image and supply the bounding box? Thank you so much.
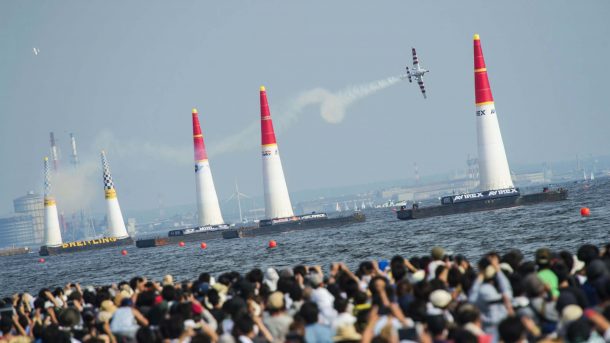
[179,241,185,247]
[38,258,45,263]
[268,240,277,248]
[121,249,128,256]
[200,242,207,249]
[581,207,590,217]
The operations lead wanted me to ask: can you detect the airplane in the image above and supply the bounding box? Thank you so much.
[33,48,40,56]
[405,48,429,99]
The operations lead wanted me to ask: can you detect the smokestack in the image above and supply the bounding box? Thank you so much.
[473,34,514,190]
[100,151,129,238]
[43,157,63,246]
[70,133,79,169]
[260,86,294,219]
[192,108,224,226]
[49,132,59,172]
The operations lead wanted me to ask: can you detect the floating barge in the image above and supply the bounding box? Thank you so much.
[39,236,133,256]
[396,187,567,220]
[135,224,244,248]
[222,212,366,239]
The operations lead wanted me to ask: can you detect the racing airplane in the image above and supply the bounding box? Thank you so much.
[405,48,429,99]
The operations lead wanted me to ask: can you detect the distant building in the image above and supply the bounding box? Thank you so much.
[0,192,44,248]
[13,191,44,244]
[0,215,36,248]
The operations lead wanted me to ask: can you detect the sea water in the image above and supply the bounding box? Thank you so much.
[1,178,608,296]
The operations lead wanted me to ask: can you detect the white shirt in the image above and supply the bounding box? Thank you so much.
[310,287,337,325]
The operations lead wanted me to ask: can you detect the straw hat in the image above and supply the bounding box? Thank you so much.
[162,274,174,286]
[333,324,362,342]
[100,300,117,315]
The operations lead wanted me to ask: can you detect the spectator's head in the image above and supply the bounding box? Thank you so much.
[455,303,481,326]
[0,316,13,336]
[160,314,184,340]
[161,285,176,302]
[299,302,319,325]
[198,272,211,283]
[577,245,600,266]
[233,314,255,338]
[246,268,264,285]
[129,276,145,292]
[391,255,407,281]
[566,318,592,343]
[498,316,526,343]
[289,283,303,302]
[535,248,552,268]
[586,260,608,281]
[334,297,349,314]
[426,315,447,338]
[501,249,524,273]
[293,265,307,279]
[450,328,478,343]
[266,291,285,313]
[58,308,80,329]
[523,274,546,298]
[431,247,445,261]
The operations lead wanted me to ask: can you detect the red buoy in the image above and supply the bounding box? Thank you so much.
[268,240,277,248]
[581,207,590,217]
[38,258,45,263]
[179,241,185,247]
[200,242,207,249]
[121,249,128,256]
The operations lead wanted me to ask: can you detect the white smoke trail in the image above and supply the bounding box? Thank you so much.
[52,158,99,216]
[78,76,404,164]
[210,75,404,156]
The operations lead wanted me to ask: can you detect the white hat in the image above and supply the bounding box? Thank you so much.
[572,256,585,274]
[264,268,280,291]
[484,265,497,280]
[562,304,583,322]
[499,263,514,274]
[409,270,426,283]
[429,289,452,308]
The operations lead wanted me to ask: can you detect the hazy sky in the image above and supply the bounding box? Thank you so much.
[1,1,609,216]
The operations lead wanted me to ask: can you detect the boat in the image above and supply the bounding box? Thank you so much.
[39,236,133,256]
[397,187,567,220]
[222,212,366,239]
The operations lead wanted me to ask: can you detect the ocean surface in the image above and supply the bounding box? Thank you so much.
[2,178,609,296]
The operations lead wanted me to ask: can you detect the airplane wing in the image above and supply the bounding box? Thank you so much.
[412,48,419,67]
[416,76,427,99]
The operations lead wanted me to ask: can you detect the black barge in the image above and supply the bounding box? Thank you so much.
[396,187,567,220]
[222,212,366,239]
[135,224,244,248]
[39,236,134,256]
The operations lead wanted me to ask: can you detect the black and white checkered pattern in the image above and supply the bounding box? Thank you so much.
[44,158,51,196]
[101,151,114,190]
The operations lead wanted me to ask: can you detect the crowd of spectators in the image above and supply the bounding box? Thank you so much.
[2,243,610,343]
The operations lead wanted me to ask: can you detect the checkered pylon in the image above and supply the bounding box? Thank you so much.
[43,157,51,197]
[100,151,115,190]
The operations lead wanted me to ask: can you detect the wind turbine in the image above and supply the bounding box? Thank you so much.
[225,181,250,223]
